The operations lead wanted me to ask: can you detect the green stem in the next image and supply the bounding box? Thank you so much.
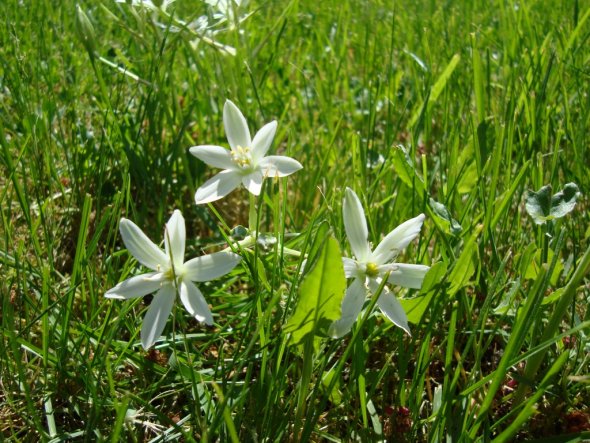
[513,241,590,404]
[294,337,314,442]
[541,222,551,264]
[248,193,257,233]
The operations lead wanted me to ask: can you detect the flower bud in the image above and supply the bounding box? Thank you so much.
[75,5,96,56]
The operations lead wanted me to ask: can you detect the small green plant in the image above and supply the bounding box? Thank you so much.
[525,183,581,225]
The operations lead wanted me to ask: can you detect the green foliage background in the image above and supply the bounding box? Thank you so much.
[1,0,589,441]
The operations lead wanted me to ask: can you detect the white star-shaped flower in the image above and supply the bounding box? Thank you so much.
[106,210,241,349]
[189,100,302,204]
[329,188,430,338]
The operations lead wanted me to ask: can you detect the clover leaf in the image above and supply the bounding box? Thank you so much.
[525,183,581,225]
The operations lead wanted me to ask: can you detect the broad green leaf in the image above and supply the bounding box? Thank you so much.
[516,243,537,278]
[301,222,329,277]
[400,262,447,324]
[525,183,581,224]
[456,161,478,194]
[420,261,448,295]
[429,198,462,235]
[321,367,342,405]
[284,234,346,345]
[448,225,482,297]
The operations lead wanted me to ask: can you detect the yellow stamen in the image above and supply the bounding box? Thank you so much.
[365,262,379,278]
[231,145,252,169]
[164,267,176,281]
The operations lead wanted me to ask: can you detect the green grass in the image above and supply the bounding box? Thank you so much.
[1,0,590,441]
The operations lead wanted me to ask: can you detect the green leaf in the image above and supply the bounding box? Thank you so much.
[516,242,537,278]
[400,262,447,324]
[391,145,424,189]
[420,261,448,294]
[455,136,478,194]
[476,119,494,167]
[409,53,461,127]
[284,234,346,346]
[525,185,552,222]
[541,287,564,306]
[429,198,462,235]
[525,183,581,224]
[551,183,581,218]
[524,248,564,286]
[456,160,478,194]
[471,36,485,123]
[321,367,342,405]
[448,225,482,297]
[302,222,329,276]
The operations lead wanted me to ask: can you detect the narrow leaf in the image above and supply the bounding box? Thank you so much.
[410,54,461,126]
[448,225,482,297]
[429,198,462,235]
[391,145,424,190]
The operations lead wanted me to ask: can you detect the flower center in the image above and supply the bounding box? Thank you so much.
[231,145,253,170]
[163,262,186,282]
[365,262,379,278]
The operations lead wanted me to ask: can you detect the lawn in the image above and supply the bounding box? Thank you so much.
[1,0,589,441]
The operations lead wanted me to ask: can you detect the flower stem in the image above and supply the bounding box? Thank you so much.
[294,336,314,442]
[248,193,258,233]
[282,247,302,257]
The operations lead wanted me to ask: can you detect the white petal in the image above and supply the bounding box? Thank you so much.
[140,284,176,349]
[189,145,235,170]
[385,263,430,289]
[369,280,410,335]
[328,278,366,338]
[258,155,303,178]
[105,272,163,299]
[251,120,277,161]
[195,170,242,204]
[164,210,185,268]
[343,188,371,262]
[119,218,168,271]
[179,281,213,325]
[342,257,360,278]
[372,214,425,264]
[242,170,264,195]
[184,251,241,282]
[223,100,251,150]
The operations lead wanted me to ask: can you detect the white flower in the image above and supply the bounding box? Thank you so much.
[106,210,241,349]
[115,0,176,13]
[204,0,247,23]
[189,100,302,204]
[329,188,429,338]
